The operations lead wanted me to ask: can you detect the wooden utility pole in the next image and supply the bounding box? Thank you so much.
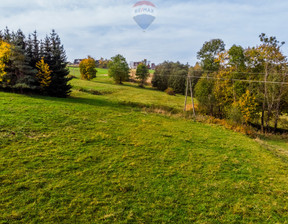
[184,76,189,112]
[184,72,196,117]
[189,75,196,116]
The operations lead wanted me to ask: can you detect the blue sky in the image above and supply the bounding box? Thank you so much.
[0,0,288,65]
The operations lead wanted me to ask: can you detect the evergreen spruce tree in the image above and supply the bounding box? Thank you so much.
[6,29,37,91]
[32,31,40,66]
[26,34,34,66]
[3,27,12,42]
[0,28,71,96]
[43,30,71,97]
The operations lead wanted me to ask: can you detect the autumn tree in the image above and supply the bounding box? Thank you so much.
[36,57,52,92]
[246,34,288,132]
[0,40,11,83]
[135,63,149,87]
[195,34,288,132]
[108,54,130,84]
[237,90,258,124]
[79,56,97,80]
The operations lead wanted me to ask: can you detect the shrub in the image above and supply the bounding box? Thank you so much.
[227,104,244,124]
[165,87,176,96]
[67,74,77,79]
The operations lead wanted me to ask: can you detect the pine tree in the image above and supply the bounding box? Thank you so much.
[3,27,12,42]
[135,63,149,87]
[43,30,71,97]
[6,29,37,91]
[32,31,40,66]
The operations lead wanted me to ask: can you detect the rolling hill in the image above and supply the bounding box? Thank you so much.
[1,70,288,223]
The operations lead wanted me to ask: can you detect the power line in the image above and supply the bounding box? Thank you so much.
[152,74,288,85]
[190,70,288,75]
[189,75,288,85]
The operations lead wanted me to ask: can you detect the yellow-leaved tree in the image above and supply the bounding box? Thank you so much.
[36,57,52,89]
[79,56,97,80]
[0,40,11,82]
[238,90,258,124]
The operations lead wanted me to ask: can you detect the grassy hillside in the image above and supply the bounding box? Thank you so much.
[69,67,109,76]
[69,68,186,112]
[1,69,288,223]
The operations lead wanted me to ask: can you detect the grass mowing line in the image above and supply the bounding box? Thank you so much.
[255,138,288,162]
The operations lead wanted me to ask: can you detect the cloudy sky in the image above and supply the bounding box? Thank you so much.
[1,0,288,65]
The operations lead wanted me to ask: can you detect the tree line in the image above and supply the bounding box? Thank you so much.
[79,33,288,133]
[0,27,71,97]
[151,34,288,133]
[2,27,286,132]
[195,34,288,132]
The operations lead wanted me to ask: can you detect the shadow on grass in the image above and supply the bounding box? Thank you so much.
[28,92,180,115]
[89,79,159,93]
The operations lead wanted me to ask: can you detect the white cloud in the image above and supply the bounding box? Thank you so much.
[0,0,288,64]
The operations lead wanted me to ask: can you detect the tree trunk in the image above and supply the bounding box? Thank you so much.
[266,111,271,133]
[274,88,282,133]
[262,64,269,133]
[261,104,265,133]
[274,118,278,133]
[184,76,189,112]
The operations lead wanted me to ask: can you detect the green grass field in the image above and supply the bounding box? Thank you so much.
[69,67,109,76]
[1,68,288,223]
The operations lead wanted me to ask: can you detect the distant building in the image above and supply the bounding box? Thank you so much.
[130,60,156,70]
[130,61,142,69]
[73,59,83,65]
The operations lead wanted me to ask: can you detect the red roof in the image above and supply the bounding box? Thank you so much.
[133,1,156,7]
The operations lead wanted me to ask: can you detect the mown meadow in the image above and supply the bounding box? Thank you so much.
[1,68,288,223]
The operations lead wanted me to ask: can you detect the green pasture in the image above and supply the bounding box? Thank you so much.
[1,67,288,223]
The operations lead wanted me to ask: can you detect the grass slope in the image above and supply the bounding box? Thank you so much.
[69,67,108,76]
[1,70,288,223]
[69,69,186,112]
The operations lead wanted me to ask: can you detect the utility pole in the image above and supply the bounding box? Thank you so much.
[189,75,196,116]
[184,75,189,112]
[184,71,196,117]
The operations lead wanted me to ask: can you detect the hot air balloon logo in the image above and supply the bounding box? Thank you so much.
[132,1,156,30]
